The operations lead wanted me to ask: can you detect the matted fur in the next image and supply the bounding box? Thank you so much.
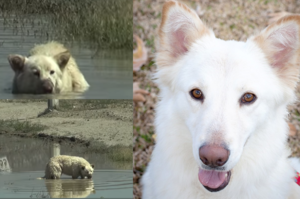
[44,155,94,179]
[8,41,89,94]
[142,1,300,198]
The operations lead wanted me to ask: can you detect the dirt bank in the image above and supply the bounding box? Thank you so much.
[0,99,133,151]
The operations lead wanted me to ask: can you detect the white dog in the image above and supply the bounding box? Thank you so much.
[142,1,300,198]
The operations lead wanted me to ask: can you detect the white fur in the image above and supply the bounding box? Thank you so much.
[142,1,300,199]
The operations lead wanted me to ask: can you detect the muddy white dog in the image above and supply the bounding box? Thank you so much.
[8,41,90,94]
[142,1,300,198]
[44,155,94,179]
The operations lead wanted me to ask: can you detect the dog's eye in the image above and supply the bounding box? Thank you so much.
[190,89,203,100]
[33,70,40,77]
[241,93,256,104]
[50,70,55,75]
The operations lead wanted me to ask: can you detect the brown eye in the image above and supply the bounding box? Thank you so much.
[190,89,203,100]
[241,93,256,104]
[50,70,55,75]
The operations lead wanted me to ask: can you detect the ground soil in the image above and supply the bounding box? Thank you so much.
[0,100,133,148]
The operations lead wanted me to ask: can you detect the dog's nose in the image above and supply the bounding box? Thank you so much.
[199,145,229,167]
[43,81,53,93]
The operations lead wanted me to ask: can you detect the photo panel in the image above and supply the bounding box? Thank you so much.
[133,0,300,198]
[0,0,132,99]
[0,99,133,198]
[0,0,134,198]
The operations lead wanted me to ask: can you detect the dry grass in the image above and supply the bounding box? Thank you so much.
[0,119,47,134]
[133,0,300,198]
[0,0,132,49]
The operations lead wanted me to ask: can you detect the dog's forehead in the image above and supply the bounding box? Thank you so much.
[27,55,57,71]
[181,38,273,87]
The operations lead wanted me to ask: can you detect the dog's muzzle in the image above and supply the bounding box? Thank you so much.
[198,144,231,192]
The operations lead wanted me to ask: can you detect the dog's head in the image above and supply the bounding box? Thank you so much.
[156,1,300,192]
[8,51,70,94]
[81,164,94,179]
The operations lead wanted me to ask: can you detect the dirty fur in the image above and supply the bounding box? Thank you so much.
[44,155,94,179]
[8,41,89,94]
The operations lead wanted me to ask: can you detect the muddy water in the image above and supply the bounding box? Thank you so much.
[0,17,132,99]
[0,135,133,198]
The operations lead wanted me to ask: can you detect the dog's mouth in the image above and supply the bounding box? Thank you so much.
[198,168,231,192]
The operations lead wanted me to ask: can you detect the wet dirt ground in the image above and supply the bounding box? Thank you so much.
[0,100,133,147]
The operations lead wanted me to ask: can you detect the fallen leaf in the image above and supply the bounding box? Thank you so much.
[133,82,149,102]
[152,133,156,141]
[289,123,297,137]
[133,34,148,71]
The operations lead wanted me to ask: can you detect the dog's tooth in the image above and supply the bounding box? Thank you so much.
[225,173,228,177]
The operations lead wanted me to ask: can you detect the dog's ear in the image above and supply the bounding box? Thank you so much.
[8,54,27,73]
[54,51,70,69]
[157,1,213,68]
[252,15,300,90]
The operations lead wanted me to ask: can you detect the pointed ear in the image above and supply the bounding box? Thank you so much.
[53,51,70,69]
[81,166,85,170]
[252,15,300,89]
[91,164,94,168]
[157,1,213,68]
[8,54,26,73]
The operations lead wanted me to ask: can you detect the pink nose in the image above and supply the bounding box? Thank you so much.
[199,145,229,167]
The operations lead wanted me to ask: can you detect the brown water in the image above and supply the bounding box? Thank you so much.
[0,17,132,99]
[0,135,132,198]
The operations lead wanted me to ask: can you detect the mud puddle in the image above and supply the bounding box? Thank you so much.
[0,135,132,198]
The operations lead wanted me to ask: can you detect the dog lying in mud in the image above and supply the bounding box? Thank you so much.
[41,155,94,179]
[8,41,90,94]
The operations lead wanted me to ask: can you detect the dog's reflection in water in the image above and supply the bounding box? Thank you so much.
[45,179,95,198]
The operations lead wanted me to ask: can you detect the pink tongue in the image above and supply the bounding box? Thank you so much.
[198,169,227,189]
